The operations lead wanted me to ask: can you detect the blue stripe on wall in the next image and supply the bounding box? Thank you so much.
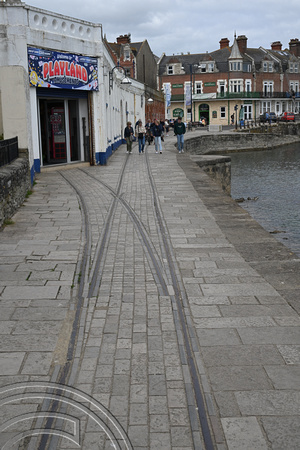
[30,163,36,185]
[95,139,124,165]
[34,159,41,174]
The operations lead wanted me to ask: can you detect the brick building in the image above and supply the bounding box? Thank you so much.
[158,35,300,126]
[105,34,164,122]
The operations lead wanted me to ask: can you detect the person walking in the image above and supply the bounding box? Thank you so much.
[124,121,134,154]
[152,119,164,154]
[165,119,170,136]
[136,119,146,154]
[174,116,186,153]
[160,119,165,141]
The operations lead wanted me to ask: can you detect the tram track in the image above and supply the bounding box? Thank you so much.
[37,143,216,449]
[35,157,131,450]
[144,149,215,450]
[79,148,215,449]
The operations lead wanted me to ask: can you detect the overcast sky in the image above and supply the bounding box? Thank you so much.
[28,0,300,57]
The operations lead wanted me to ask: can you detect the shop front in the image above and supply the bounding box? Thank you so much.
[28,47,98,171]
[37,91,89,167]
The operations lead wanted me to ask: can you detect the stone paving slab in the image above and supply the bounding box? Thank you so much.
[0,132,299,449]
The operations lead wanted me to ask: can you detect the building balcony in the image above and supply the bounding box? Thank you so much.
[216,91,300,99]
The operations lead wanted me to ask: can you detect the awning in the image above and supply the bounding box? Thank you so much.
[192,93,216,100]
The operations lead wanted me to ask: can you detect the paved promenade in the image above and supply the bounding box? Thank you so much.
[0,129,300,449]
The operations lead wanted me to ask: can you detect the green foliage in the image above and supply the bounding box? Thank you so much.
[3,219,14,226]
[25,190,33,198]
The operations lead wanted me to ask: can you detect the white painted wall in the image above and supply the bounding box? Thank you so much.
[0,2,145,170]
[0,66,29,147]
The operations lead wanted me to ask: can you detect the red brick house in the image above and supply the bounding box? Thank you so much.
[158,35,300,126]
[105,34,164,122]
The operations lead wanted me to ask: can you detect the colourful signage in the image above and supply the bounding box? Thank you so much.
[28,47,98,91]
[204,82,216,87]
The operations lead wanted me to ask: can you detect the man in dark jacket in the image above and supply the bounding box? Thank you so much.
[174,117,186,153]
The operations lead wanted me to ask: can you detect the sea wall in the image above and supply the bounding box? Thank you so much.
[189,155,231,195]
[184,124,300,195]
[185,132,300,155]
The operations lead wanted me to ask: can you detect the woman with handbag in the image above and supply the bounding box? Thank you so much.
[124,121,134,154]
[136,120,146,154]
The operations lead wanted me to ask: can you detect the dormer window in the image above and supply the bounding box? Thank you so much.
[263,61,273,72]
[198,62,214,72]
[124,46,131,61]
[290,62,299,73]
[243,63,251,72]
[230,61,241,71]
[167,65,174,75]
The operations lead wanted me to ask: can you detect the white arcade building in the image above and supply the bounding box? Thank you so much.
[0,0,145,182]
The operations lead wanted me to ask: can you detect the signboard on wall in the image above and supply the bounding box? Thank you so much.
[28,47,98,91]
[173,108,184,118]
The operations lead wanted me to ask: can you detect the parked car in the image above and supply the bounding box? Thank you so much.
[279,112,295,122]
[259,112,277,123]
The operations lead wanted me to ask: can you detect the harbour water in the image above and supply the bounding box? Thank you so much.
[229,143,300,257]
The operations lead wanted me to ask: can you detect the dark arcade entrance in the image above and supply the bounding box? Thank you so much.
[39,98,81,166]
[199,103,210,125]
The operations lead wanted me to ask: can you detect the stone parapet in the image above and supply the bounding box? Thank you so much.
[0,156,30,228]
[184,132,300,155]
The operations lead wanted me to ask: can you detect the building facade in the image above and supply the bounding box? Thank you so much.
[0,1,145,181]
[105,34,164,123]
[158,35,300,126]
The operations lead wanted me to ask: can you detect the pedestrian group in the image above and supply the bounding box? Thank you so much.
[124,117,186,155]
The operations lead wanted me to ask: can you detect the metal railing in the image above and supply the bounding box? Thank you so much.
[0,137,19,167]
[216,92,260,99]
[216,91,300,99]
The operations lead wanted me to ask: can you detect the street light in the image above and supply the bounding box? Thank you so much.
[189,64,200,124]
[147,97,154,122]
[109,65,131,94]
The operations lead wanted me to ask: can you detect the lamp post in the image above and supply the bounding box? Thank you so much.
[147,97,154,123]
[189,64,199,124]
[109,65,131,94]
[161,87,167,120]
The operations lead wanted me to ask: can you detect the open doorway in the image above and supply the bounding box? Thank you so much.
[39,98,81,166]
[199,103,210,125]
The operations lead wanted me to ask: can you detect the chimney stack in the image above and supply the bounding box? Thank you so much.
[271,41,282,51]
[237,35,248,53]
[116,34,131,44]
[219,37,230,49]
[289,38,300,57]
